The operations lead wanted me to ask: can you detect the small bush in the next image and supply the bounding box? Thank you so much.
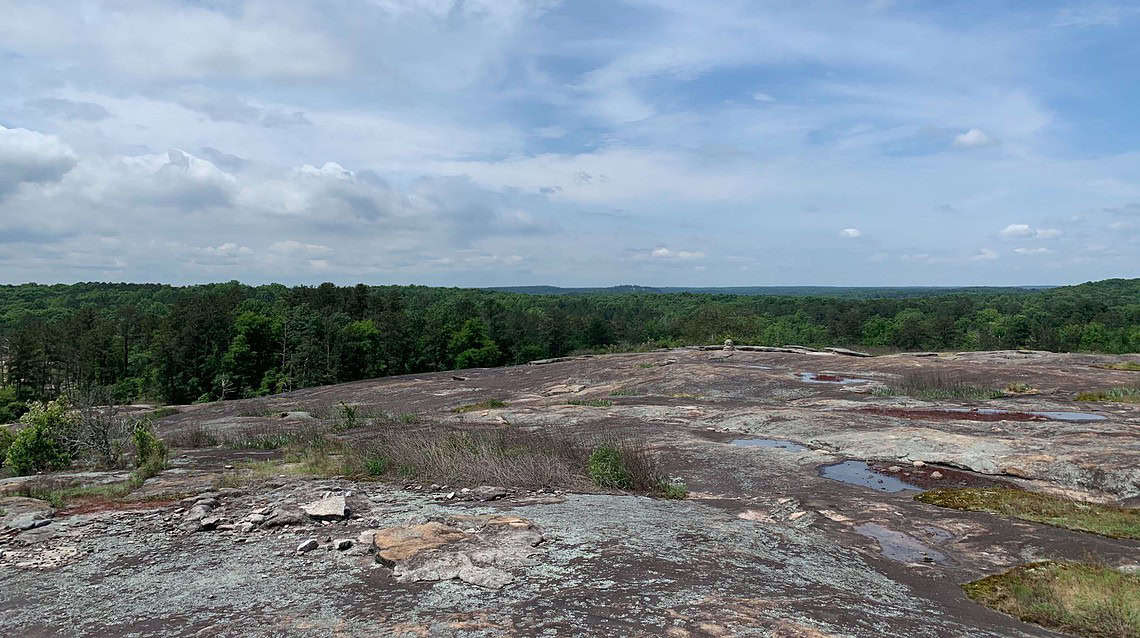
[131,421,168,484]
[149,407,180,419]
[1004,382,1035,394]
[1097,361,1140,372]
[334,402,360,430]
[5,400,75,475]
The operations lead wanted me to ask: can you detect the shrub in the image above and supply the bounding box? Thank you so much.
[453,399,508,413]
[1076,388,1140,404]
[5,400,75,475]
[133,421,167,469]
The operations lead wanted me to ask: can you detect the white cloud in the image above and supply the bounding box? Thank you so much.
[840,228,862,238]
[1034,228,1062,239]
[999,223,1034,238]
[1014,247,1050,255]
[970,248,999,261]
[953,128,995,148]
[649,247,704,260]
[0,125,78,197]
[752,92,776,102]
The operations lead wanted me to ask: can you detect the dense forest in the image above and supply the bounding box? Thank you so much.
[0,278,1137,419]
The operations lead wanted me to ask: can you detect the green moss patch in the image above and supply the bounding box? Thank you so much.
[916,488,1140,539]
[963,562,1139,638]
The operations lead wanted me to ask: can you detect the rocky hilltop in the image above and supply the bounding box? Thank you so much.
[2,348,1138,637]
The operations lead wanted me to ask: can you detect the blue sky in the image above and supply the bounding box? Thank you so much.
[1,0,1138,286]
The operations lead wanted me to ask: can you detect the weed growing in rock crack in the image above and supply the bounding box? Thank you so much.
[962,561,1139,638]
[1076,387,1140,404]
[566,399,613,408]
[636,363,656,369]
[915,488,1140,539]
[453,399,508,413]
[609,388,636,397]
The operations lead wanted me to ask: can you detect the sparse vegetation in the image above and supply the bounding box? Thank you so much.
[963,562,1139,638]
[453,399,509,413]
[1076,388,1140,404]
[1096,362,1140,372]
[915,488,1140,539]
[169,423,220,448]
[637,363,656,369]
[876,370,1003,401]
[148,407,180,419]
[566,399,613,408]
[609,388,636,396]
[1004,382,1036,394]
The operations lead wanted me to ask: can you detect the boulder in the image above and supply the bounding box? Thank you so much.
[297,539,319,553]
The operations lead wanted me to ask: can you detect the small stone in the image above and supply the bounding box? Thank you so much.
[887,466,902,473]
[239,522,255,534]
[930,471,943,479]
[445,492,455,499]
[223,464,234,470]
[334,539,353,551]
[912,461,925,468]
[247,514,266,524]
[297,539,319,553]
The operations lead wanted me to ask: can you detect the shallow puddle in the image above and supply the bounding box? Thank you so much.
[819,461,921,492]
[731,439,810,452]
[1028,411,1107,422]
[798,372,870,384]
[855,523,948,564]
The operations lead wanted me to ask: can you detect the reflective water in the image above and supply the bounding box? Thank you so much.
[798,372,870,384]
[855,523,949,564]
[819,460,921,493]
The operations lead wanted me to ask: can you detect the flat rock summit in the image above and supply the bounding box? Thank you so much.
[2,347,1138,637]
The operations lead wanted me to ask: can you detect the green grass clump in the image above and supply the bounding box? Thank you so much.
[963,562,1139,638]
[148,407,180,419]
[609,388,636,397]
[453,399,509,413]
[659,481,688,499]
[1097,362,1140,372]
[587,444,633,489]
[566,399,613,408]
[915,488,1140,539]
[1076,388,1140,404]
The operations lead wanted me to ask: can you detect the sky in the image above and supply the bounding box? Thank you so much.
[1,1,1139,287]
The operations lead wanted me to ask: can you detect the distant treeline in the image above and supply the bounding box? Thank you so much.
[0,279,1137,416]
